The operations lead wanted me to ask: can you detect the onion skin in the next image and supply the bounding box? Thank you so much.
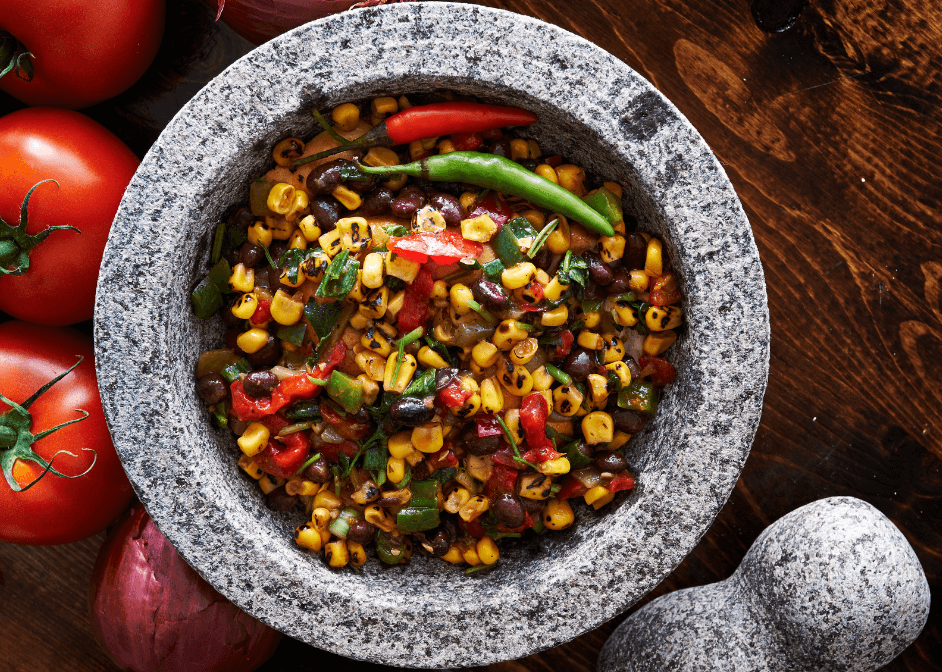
[89,503,282,672]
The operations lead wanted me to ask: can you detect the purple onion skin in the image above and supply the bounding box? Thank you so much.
[89,504,282,672]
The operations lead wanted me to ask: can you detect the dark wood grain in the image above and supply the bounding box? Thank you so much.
[1,0,939,670]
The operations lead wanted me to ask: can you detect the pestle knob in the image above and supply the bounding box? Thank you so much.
[598,497,930,672]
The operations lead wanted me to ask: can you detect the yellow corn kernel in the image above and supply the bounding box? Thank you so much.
[458,495,489,522]
[361,287,389,320]
[644,329,679,356]
[386,253,421,283]
[545,215,571,254]
[584,310,602,329]
[535,164,558,183]
[311,507,332,531]
[535,268,551,285]
[510,138,530,161]
[278,260,305,288]
[299,248,329,281]
[625,271,648,295]
[584,485,614,509]
[519,473,552,500]
[364,504,396,533]
[463,546,482,566]
[645,237,663,276]
[476,536,500,565]
[459,191,478,211]
[231,292,257,320]
[318,227,344,258]
[409,140,427,161]
[237,455,264,479]
[384,353,417,393]
[538,456,571,475]
[386,290,406,321]
[453,377,481,420]
[270,289,304,325]
[613,299,640,327]
[332,102,361,131]
[363,146,399,167]
[588,373,611,405]
[361,323,394,357]
[450,283,473,316]
[509,338,539,366]
[542,277,569,303]
[555,165,586,196]
[442,545,465,564]
[387,430,414,460]
[337,216,371,252]
[285,477,317,497]
[418,346,448,369]
[325,539,349,567]
[460,214,499,242]
[493,320,529,350]
[601,334,626,363]
[444,487,471,514]
[358,374,380,405]
[501,262,537,290]
[272,137,305,167]
[606,430,632,451]
[228,263,254,293]
[606,361,633,388]
[554,385,584,417]
[236,328,271,354]
[288,229,308,250]
[503,408,524,445]
[471,340,500,367]
[371,96,398,117]
[541,305,569,327]
[466,454,492,483]
[600,234,626,264]
[355,351,386,381]
[437,138,457,154]
[527,139,542,159]
[498,358,534,396]
[543,498,574,530]
[267,183,296,215]
[386,456,406,483]
[347,540,367,567]
[248,220,272,247]
[295,522,323,551]
[582,411,615,445]
[480,377,504,414]
[531,366,554,392]
[646,305,683,331]
[523,209,546,229]
[515,280,545,309]
[237,422,270,457]
[285,190,308,222]
[258,473,281,495]
[430,280,448,301]
[332,184,362,211]
[577,330,604,350]
[356,253,382,290]
[314,489,343,511]
[297,214,321,242]
[412,423,444,454]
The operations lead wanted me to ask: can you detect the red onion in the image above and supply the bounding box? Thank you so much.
[89,503,282,672]
[207,0,416,45]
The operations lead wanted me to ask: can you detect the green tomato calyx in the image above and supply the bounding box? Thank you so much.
[0,31,35,82]
[0,356,96,492]
[0,180,81,276]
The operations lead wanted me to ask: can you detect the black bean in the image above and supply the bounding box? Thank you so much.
[607,268,630,295]
[435,367,459,392]
[470,279,509,311]
[582,278,606,301]
[518,158,538,171]
[239,241,264,269]
[428,192,463,226]
[266,486,299,511]
[306,159,346,194]
[247,338,281,367]
[416,527,451,557]
[196,374,228,404]
[266,266,293,293]
[519,496,544,514]
[531,247,553,270]
[222,303,242,327]
[389,396,436,427]
[309,195,342,231]
[359,186,394,215]
[268,241,288,267]
[488,138,512,158]
[612,408,649,433]
[573,441,593,463]
[491,493,525,529]
[593,450,627,473]
[459,426,500,456]
[585,250,613,286]
[228,206,254,229]
[302,456,332,483]
[243,369,278,397]
[389,185,426,219]
[346,518,376,545]
[625,233,647,270]
[563,347,594,383]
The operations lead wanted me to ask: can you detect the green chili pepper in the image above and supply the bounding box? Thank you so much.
[357,152,616,237]
[409,480,439,508]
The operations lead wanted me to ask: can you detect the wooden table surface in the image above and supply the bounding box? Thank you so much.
[1,0,939,670]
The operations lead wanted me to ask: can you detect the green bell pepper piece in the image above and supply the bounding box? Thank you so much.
[617,381,658,414]
[482,258,506,282]
[409,480,439,509]
[326,370,364,414]
[219,358,252,383]
[396,506,441,533]
[190,277,222,319]
[276,322,307,347]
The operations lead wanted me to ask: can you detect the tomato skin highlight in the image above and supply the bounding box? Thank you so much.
[0,109,140,326]
[0,321,133,545]
[0,0,165,109]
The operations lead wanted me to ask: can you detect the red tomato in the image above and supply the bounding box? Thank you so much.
[0,109,140,326]
[0,321,133,544]
[0,1,165,108]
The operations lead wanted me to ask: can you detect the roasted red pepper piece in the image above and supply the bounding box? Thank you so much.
[607,472,635,493]
[320,403,371,442]
[555,330,574,358]
[389,230,483,265]
[490,446,525,470]
[460,517,486,540]
[648,272,682,306]
[467,191,515,227]
[250,299,271,324]
[556,474,588,500]
[438,377,472,408]
[398,264,434,333]
[316,439,359,464]
[637,356,677,386]
[475,414,502,437]
[255,415,311,478]
[519,393,562,463]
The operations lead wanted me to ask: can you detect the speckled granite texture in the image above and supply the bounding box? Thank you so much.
[94,3,769,668]
[598,497,931,672]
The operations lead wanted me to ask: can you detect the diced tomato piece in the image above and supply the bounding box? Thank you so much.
[251,299,271,324]
[475,414,502,437]
[389,230,482,265]
[438,377,472,408]
[519,394,560,462]
[607,473,635,493]
[555,330,574,358]
[451,132,483,151]
[649,272,682,306]
[321,404,371,441]
[460,517,486,540]
[468,191,515,227]
[637,356,677,386]
[398,265,434,333]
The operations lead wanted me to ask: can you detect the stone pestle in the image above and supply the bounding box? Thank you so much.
[598,497,930,672]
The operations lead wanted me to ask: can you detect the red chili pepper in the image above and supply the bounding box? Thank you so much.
[451,132,483,151]
[475,414,502,437]
[556,474,588,500]
[438,377,472,408]
[519,394,562,463]
[388,230,482,265]
[250,299,271,324]
[637,356,677,386]
[467,191,515,227]
[555,330,575,358]
[397,264,434,334]
[607,473,635,493]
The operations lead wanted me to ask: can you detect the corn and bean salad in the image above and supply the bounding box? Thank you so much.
[192,93,683,573]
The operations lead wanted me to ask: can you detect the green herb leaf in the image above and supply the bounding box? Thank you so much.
[527,217,558,259]
[315,249,360,300]
[304,299,344,341]
[276,322,307,347]
[210,221,226,265]
[403,368,436,398]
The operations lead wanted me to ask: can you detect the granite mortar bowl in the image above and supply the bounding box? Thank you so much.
[94,3,770,667]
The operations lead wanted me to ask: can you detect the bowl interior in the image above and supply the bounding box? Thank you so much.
[95,3,769,667]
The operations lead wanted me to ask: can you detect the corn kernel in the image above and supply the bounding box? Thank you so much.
[458,495,489,522]
[646,305,683,331]
[613,300,640,327]
[387,456,406,483]
[361,286,389,320]
[541,305,569,326]
[554,385,584,417]
[501,262,537,290]
[472,340,500,367]
[510,138,530,160]
[587,373,611,405]
[538,456,571,475]
[603,181,623,198]
[543,498,574,530]
[442,545,465,564]
[388,430,414,459]
[332,184,362,211]
[600,234,626,264]
[519,473,552,500]
[584,485,614,508]
[361,323,394,357]
[248,220,272,247]
[493,320,529,350]
[371,96,398,117]
[477,537,500,565]
[237,455,264,479]
[325,539,349,567]
[535,164,558,183]
[463,546,482,566]
[288,229,308,250]
[466,454,492,483]
[270,289,304,325]
[314,489,343,510]
[412,423,444,454]
[437,138,457,154]
[601,334,626,363]
[318,227,344,258]
[386,290,406,321]
[556,165,586,196]
[450,283,473,315]
[228,263,254,293]
[606,430,632,451]
[498,358,534,396]
[236,328,271,354]
[527,139,542,159]
[418,346,448,369]
[332,102,360,131]
[295,522,322,551]
[386,253,421,283]
[460,214,499,242]
[349,541,367,567]
[606,361,633,388]
[358,374,380,405]
[231,292,257,320]
[503,408,524,445]
[523,209,546,229]
[645,237,663,276]
[480,377,504,414]
[444,487,471,514]
[267,183,296,215]
[644,329,679,356]
[383,353,417,393]
[237,422,269,457]
[363,146,399,167]
[510,338,539,366]
[531,366,554,392]
[355,351,386,381]
[459,191,478,211]
[582,411,615,444]
[577,331,604,350]
[546,215,570,255]
[543,275,570,301]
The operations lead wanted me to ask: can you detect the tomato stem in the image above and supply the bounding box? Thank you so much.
[0,31,35,82]
[0,180,81,276]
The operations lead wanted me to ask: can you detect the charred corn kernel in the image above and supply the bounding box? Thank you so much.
[578,330,604,350]
[325,539,349,567]
[493,320,529,350]
[613,300,640,327]
[471,340,500,367]
[268,217,293,240]
[364,504,396,532]
[248,220,273,247]
[541,305,569,326]
[384,353,417,393]
[437,137,457,154]
[332,102,360,131]
[412,423,444,454]
[258,474,280,495]
[510,138,530,160]
[270,289,304,325]
[646,305,683,331]
[587,373,611,405]
[285,477,317,497]
[459,191,478,211]
[350,308,370,330]
[386,456,406,483]
[418,346,448,369]
[543,498,574,530]
[237,454,264,479]
[299,248,329,281]
[510,337,539,365]
[516,280,545,308]
[340,269,365,302]
[286,190,308,222]
[288,229,308,250]
[526,139,542,159]
[644,329,679,356]
[237,422,269,457]
[388,430,414,459]
[627,270,649,294]
[267,183,296,214]
[477,536,500,565]
[444,487,471,514]
[480,377,504,414]
[231,293,257,319]
[362,324,394,357]
[584,485,615,509]
[400,449,422,468]
[272,137,305,167]
[463,546,482,566]
[601,334,626,363]
[312,507,332,530]
[386,290,406,321]
[314,489,343,511]
[297,214,321,242]
[556,165,586,196]
[531,366,554,392]
[431,280,448,300]
[358,252,385,289]
[554,385,585,417]
[347,540,367,567]
[453,377,481,419]
[229,263,254,293]
[600,234,626,264]
[543,276,570,302]
[458,495,489,522]
[582,411,615,444]
[278,263,305,288]
[332,184,362,211]
[442,545,465,564]
[535,164,558,183]
[386,252,421,283]
[337,216,371,252]
[236,328,271,354]
[317,528,332,546]
[294,522,322,551]
[433,320,455,345]
[519,473,552,500]
[466,455,492,483]
[503,408,524,445]
[523,209,546,229]
[413,205,446,233]
[535,269,551,286]
[538,456,571,475]
[355,351,386,381]
[361,287,389,319]
[606,361,633,388]
[606,430,632,451]
[498,359,534,396]
[584,310,602,329]
[318,227,343,258]
[450,283,473,315]
[362,146,399,167]
[375,321,398,339]
[645,237,663,276]
[460,213,499,242]
[371,96,398,117]
[502,262,537,290]
[546,215,570,254]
